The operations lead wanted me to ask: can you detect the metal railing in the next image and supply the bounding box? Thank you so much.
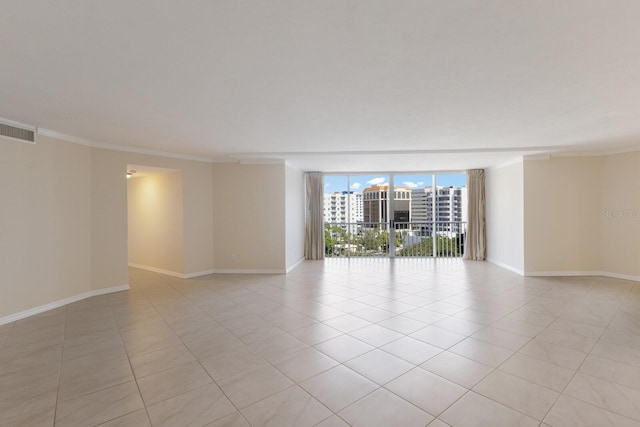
[324,221,467,258]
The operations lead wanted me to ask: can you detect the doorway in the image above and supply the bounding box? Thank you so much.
[126,164,185,277]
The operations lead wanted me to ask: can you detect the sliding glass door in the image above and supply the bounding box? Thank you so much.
[324,175,390,257]
[323,173,467,258]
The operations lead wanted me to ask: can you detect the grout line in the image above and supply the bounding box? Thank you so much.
[110,290,154,426]
[51,305,69,426]
[536,276,638,424]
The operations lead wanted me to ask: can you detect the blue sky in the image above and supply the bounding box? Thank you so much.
[324,173,466,193]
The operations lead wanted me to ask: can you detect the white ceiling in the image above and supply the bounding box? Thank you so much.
[2,1,640,171]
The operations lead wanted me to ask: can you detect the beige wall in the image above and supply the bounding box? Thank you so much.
[212,163,286,272]
[128,171,184,275]
[1,138,216,320]
[484,153,640,278]
[524,156,603,273]
[90,148,129,291]
[182,162,215,275]
[0,135,92,318]
[600,151,640,277]
[485,161,525,273]
[285,166,305,270]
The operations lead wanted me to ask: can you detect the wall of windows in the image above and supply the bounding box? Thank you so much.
[323,173,467,257]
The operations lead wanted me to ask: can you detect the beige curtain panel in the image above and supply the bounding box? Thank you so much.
[304,172,325,260]
[464,169,487,260]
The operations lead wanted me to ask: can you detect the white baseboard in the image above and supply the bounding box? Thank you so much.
[128,263,184,278]
[0,284,130,326]
[129,263,290,277]
[183,269,217,279]
[602,271,640,282]
[525,270,640,282]
[484,261,640,282]
[129,263,219,279]
[213,268,286,274]
[487,259,525,276]
[286,258,305,273]
[525,270,602,277]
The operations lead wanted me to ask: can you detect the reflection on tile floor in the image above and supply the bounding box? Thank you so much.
[1,259,640,426]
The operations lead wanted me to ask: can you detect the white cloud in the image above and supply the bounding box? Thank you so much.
[325,183,330,187]
[403,181,418,188]
[367,177,386,186]
[351,182,362,190]
[417,181,424,186]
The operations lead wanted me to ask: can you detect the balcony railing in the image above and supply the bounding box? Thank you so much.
[324,221,467,258]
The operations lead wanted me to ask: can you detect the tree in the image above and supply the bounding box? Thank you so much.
[325,224,350,256]
[359,229,380,251]
[324,227,335,256]
[397,235,461,257]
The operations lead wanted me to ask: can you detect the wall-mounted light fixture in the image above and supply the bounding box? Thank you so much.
[127,170,136,179]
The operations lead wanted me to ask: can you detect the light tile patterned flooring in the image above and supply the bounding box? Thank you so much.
[1,259,640,426]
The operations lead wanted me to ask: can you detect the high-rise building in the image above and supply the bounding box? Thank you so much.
[362,185,412,224]
[411,186,467,233]
[323,191,363,226]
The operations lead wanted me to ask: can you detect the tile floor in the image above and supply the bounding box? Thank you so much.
[1,259,640,426]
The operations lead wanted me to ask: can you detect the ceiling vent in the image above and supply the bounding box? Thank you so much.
[0,118,36,143]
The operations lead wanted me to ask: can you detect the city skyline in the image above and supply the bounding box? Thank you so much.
[324,173,467,194]
[324,179,467,227]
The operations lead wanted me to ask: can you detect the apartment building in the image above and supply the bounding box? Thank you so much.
[412,186,468,232]
[323,191,363,225]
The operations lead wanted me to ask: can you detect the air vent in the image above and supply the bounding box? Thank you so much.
[0,119,36,143]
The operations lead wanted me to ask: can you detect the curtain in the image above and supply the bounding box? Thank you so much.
[304,172,325,260]
[464,169,486,261]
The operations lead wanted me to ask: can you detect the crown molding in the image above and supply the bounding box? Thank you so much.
[91,140,214,163]
[37,128,93,146]
[552,144,640,157]
[30,125,640,167]
[523,154,551,161]
[237,158,286,165]
[0,116,36,132]
[36,128,215,163]
[233,146,567,158]
[283,160,305,171]
[488,156,525,170]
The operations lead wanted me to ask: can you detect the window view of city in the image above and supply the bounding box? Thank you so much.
[324,174,467,258]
